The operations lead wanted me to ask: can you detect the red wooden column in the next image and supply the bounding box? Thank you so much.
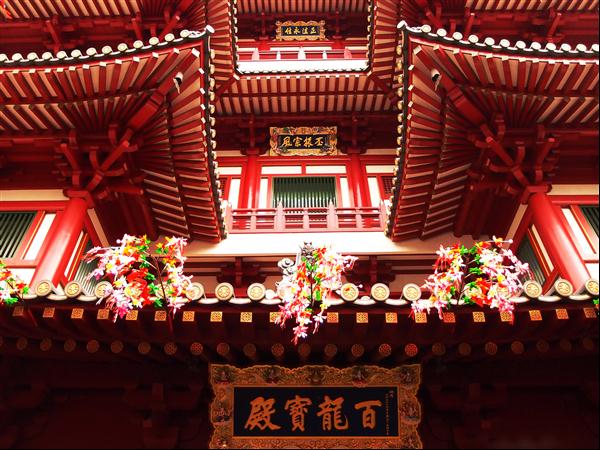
[239,148,260,209]
[528,192,589,288]
[347,147,369,207]
[32,197,89,286]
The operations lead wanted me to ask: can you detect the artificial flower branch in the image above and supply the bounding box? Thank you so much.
[412,237,531,320]
[275,242,357,344]
[85,234,193,320]
[0,260,29,305]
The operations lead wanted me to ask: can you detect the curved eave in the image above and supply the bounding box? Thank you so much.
[0,28,226,243]
[386,23,600,241]
[0,29,213,68]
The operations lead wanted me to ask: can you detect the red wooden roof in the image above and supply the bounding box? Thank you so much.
[401,0,599,46]
[209,0,401,116]
[236,0,371,14]
[387,23,599,241]
[0,29,226,242]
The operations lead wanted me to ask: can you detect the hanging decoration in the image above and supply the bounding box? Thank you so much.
[412,237,531,321]
[0,260,29,305]
[85,234,193,320]
[275,242,357,344]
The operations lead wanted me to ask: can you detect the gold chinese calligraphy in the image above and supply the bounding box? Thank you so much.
[209,364,422,449]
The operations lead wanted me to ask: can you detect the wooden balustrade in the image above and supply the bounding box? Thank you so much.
[225,202,387,233]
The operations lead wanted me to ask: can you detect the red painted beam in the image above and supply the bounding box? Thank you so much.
[528,192,590,288]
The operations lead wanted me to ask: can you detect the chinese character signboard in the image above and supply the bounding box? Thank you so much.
[276,20,326,41]
[270,126,338,156]
[209,365,422,449]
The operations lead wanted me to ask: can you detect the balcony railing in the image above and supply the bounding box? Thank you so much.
[225,203,387,233]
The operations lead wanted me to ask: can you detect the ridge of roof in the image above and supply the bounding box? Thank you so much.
[0,27,214,67]
[397,21,600,57]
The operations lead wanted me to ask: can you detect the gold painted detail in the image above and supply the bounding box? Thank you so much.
[64,281,82,298]
[402,283,421,301]
[554,278,574,297]
[371,283,390,302]
[209,364,422,449]
[215,283,234,301]
[34,280,52,297]
[269,126,337,156]
[247,283,266,301]
[341,283,359,302]
[275,20,326,41]
[523,280,542,298]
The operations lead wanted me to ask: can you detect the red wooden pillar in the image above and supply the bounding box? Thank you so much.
[347,148,369,207]
[239,148,260,209]
[528,192,589,287]
[32,197,88,286]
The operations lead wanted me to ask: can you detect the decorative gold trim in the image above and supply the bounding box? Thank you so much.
[269,126,337,156]
[209,364,422,449]
[34,280,53,297]
[186,282,205,301]
[275,20,326,41]
[71,308,84,319]
[402,283,421,301]
[183,311,196,322]
[247,283,266,302]
[529,310,543,321]
[442,312,455,323]
[385,312,398,324]
[356,312,369,323]
[341,283,359,302]
[585,278,599,296]
[216,282,235,301]
[554,278,574,297]
[523,280,542,298]
[65,281,82,298]
[414,312,427,324]
[326,312,339,323]
[555,308,569,320]
[472,311,485,323]
[42,307,55,318]
[371,283,390,302]
[211,311,223,322]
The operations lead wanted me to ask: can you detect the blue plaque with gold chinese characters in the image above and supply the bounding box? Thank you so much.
[209,365,422,449]
[276,20,326,41]
[270,126,338,156]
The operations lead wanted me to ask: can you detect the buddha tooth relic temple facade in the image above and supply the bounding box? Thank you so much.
[0,1,598,449]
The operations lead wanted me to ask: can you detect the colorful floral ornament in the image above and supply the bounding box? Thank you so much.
[85,234,193,320]
[0,260,29,305]
[275,242,357,344]
[412,237,531,321]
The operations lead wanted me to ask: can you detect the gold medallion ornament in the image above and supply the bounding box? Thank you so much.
[34,280,53,297]
[185,282,205,301]
[215,282,235,301]
[402,283,421,301]
[585,279,599,296]
[554,278,574,297]
[64,281,82,298]
[341,283,359,302]
[247,283,266,302]
[371,283,390,302]
[209,364,422,449]
[94,280,112,299]
[275,20,326,41]
[523,280,543,298]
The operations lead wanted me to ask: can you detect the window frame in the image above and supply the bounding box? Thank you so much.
[0,201,66,270]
